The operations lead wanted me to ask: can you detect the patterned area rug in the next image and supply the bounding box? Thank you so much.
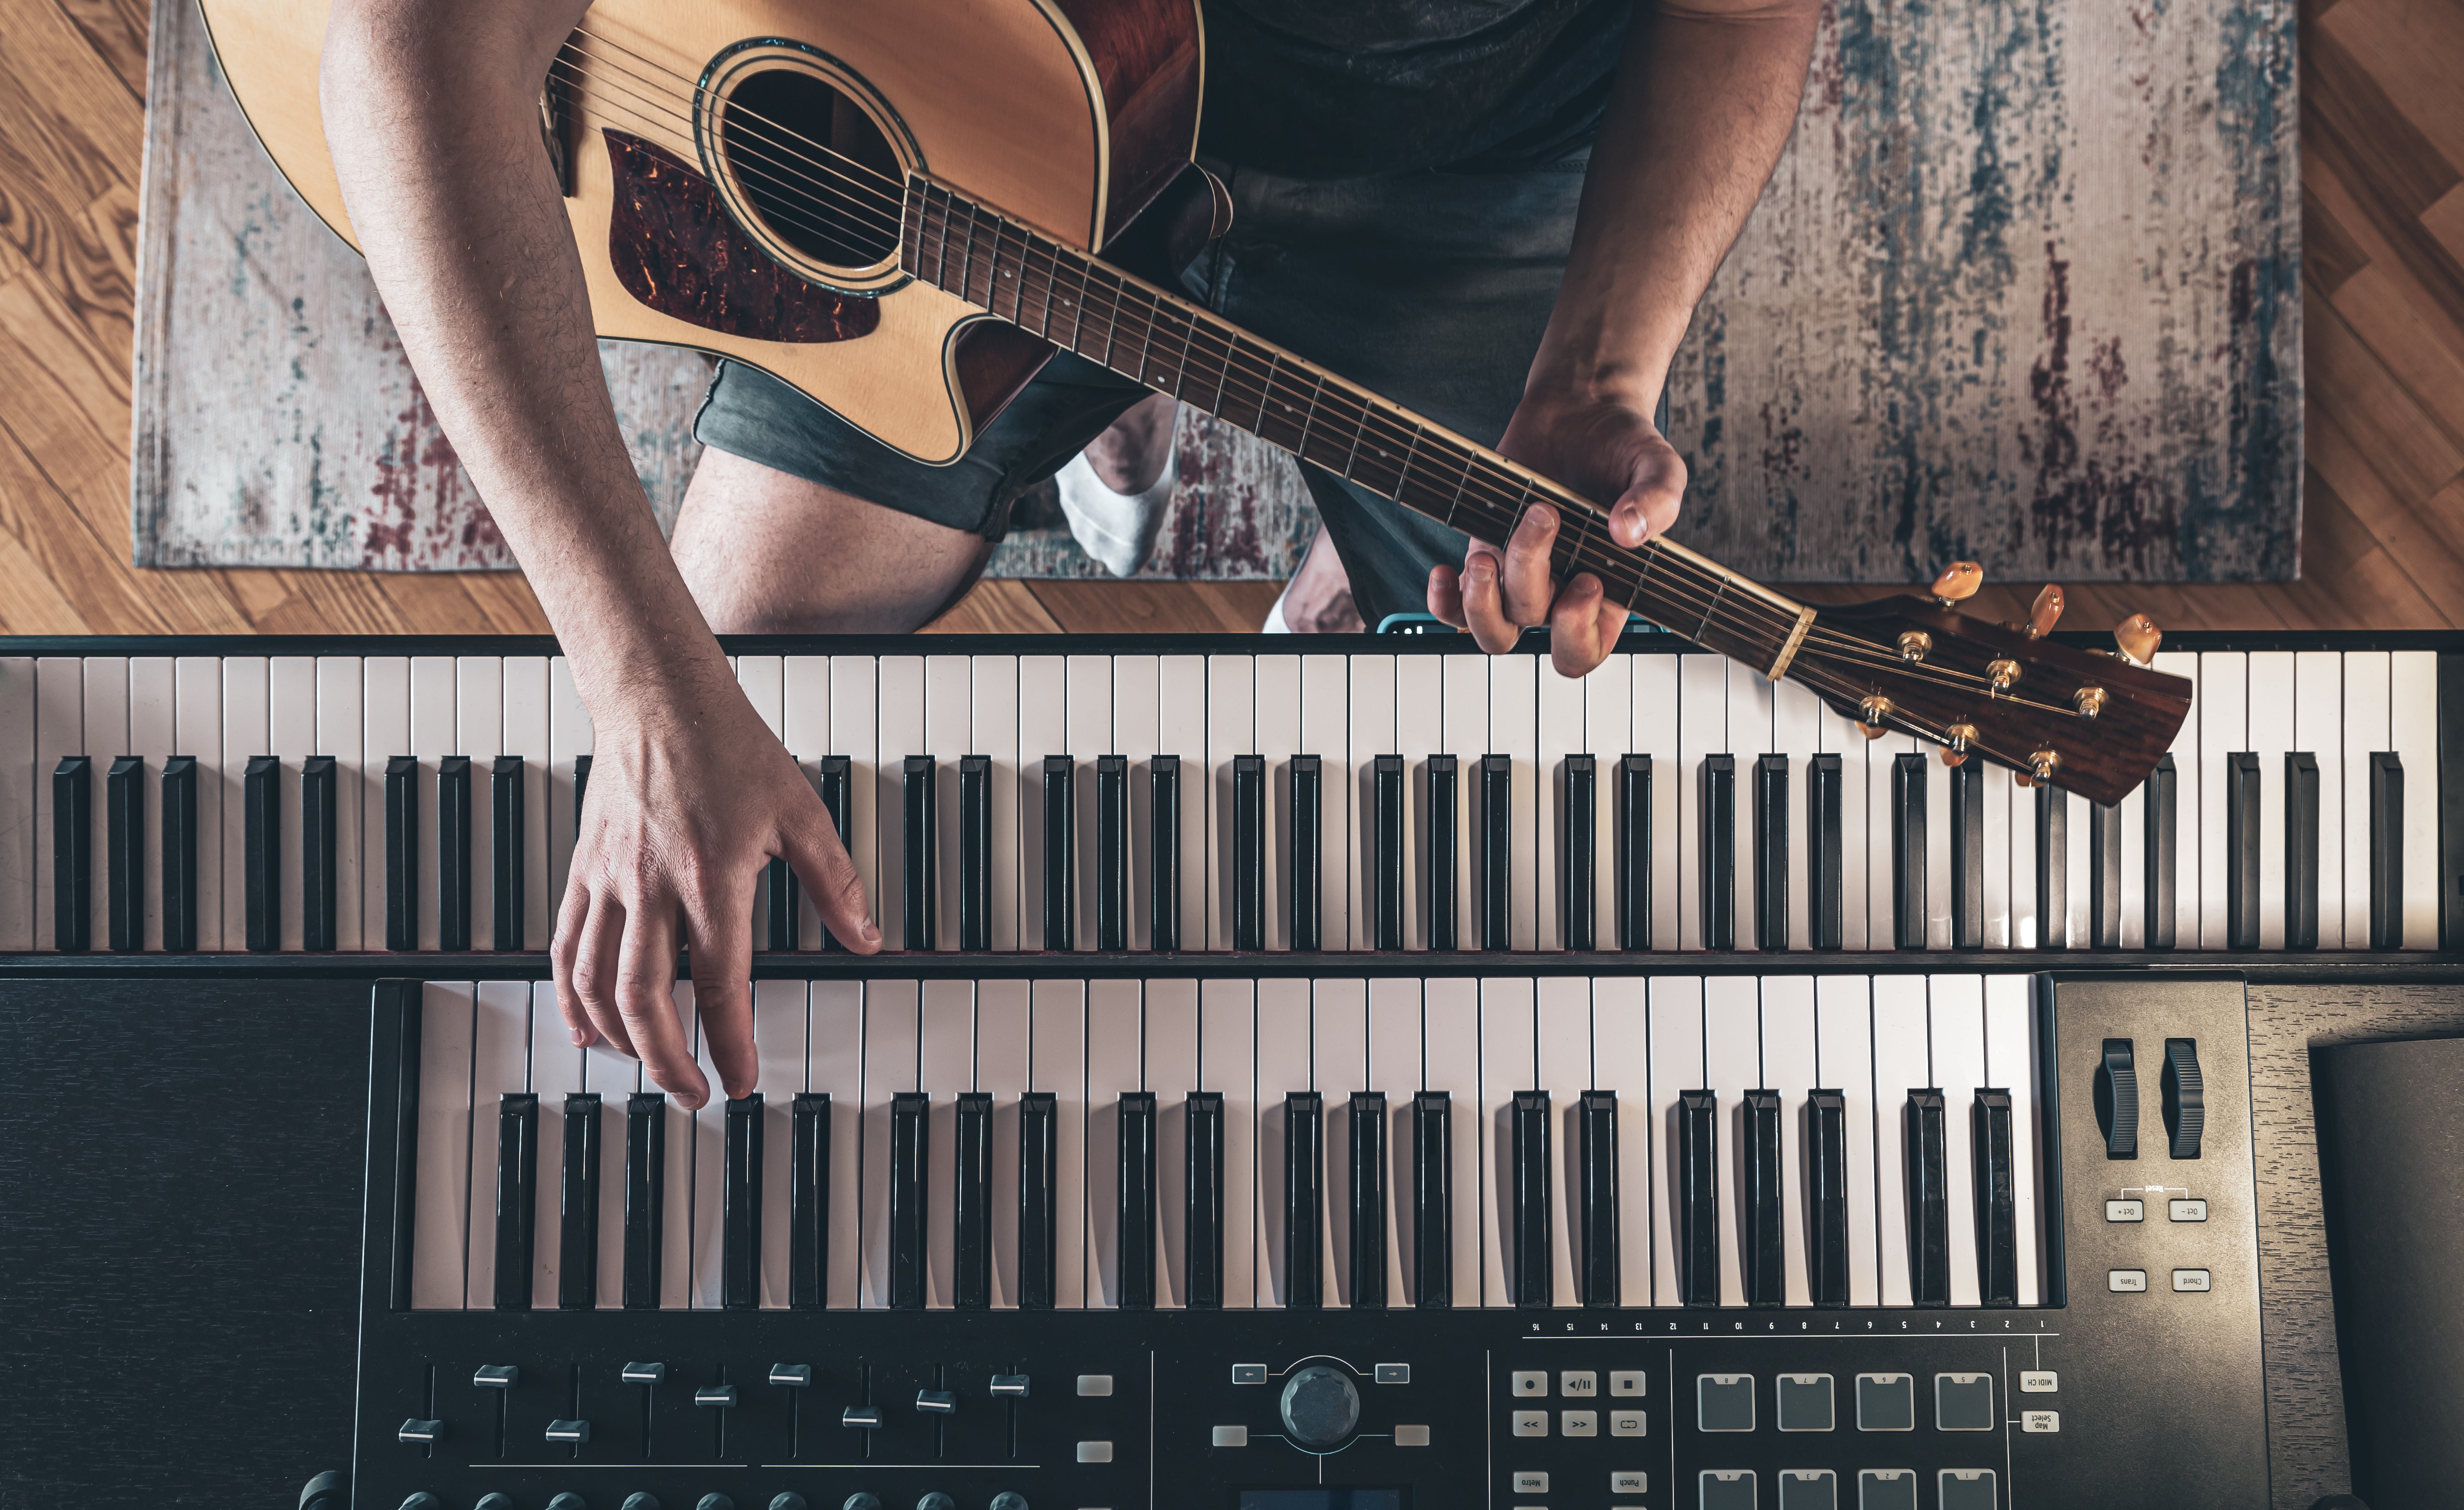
[130,0,2297,582]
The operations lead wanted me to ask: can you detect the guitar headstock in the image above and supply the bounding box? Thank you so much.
[1780,573,2190,807]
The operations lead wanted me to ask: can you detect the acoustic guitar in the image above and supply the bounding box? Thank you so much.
[198,0,2188,805]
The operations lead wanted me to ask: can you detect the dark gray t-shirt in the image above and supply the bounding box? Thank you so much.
[1197,0,1631,177]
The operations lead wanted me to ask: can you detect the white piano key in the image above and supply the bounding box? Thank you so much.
[1775,679,1824,950]
[2152,651,2200,949]
[977,979,1031,1307]
[926,656,972,953]
[583,1015,636,1309]
[738,656,786,940]
[33,658,82,950]
[1115,655,1160,951]
[1031,977,1087,1307]
[0,659,30,951]
[1021,656,1067,949]
[1442,655,1487,949]
[2294,650,2342,948]
[1726,662,1771,954]
[1586,653,1633,951]
[454,657,501,952]
[876,656,926,951]
[529,980,581,1309]
[1161,653,1209,951]
[1589,974,1650,1306]
[2392,651,2439,949]
[1866,736,1907,950]
[412,981,476,1308]
[546,657,591,940]
[1633,651,1682,950]
[2010,739,2038,949]
[920,977,973,1305]
[1984,761,2014,950]
[685,986,725,1310]
[1478,976,1536,1304]
[1677,655,1726,950]
[1924,735,1954,952]
[753,979,806,1308]
[1703,974,1758,1306]
[1147,977,1199,1307]
[1301,655,1350,953]
[1821,707,1871,952]
[659,984,701,1308]
[467,978,531,1308]
[1255,975,1311,1304]
[2341,652,2390,951]
[1930,974,1986,1307]
[1085,977,1141,1309]
[1422,975,1482,1307]
[782,656,830,949]
[503,657,549,950]
[129,658,174,951]
[1200,976,1258,1306]
[1870,973,1929,1307]
[1814,975,1878,1306]
[2064,764,2091,952]
[811,979,865,1307]
[2250,651,2294,951]
[266,657,316,953]
[220,658,268,952]
[1645,976,1704,1306]
[362,659,408,953]
[83,658,127,942]
[1316,977,1369,1302]
[1982,974,2039,1307]
[830,655,879,940]
[1395,656,1444,951]
[2198,652,2247,949]
[1205,654,1254,951]
[974,656,1021,952]
[1255,654,1301,951]
[1067,654,1114,954]
[1491,654,1540,951]
[1348,653,1395,951]
[2119,767,2147,951]
[858,978,919,1308]
[1535,973,1588,1306]
[1759,975,1817,1305]
[313,659,362,952]
[1537,659,1585,951]
[1366,976,1419,1301]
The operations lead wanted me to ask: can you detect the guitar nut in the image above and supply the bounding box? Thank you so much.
[2072,686,2107,719]
[1897,631,1932,663]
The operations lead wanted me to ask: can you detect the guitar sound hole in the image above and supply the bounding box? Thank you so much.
[717,68,904,270]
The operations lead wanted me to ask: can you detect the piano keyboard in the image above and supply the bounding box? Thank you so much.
[4,637,2454,957]
[402,971,2044,1317]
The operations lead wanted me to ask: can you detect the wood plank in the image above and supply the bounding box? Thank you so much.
[1025,579,1280,635]
[2329,264,2464,452]
[2303,183,2372,297]
[2305,404,2464,625]
[2317,0,2464,178]
[0,504,88,631]
[2306,149,2464,360]
[2302,23,2464,340]
[2304,287,2464,502]
[0,269,127,496]
[920,577,1062,635]
[52,0,150,105]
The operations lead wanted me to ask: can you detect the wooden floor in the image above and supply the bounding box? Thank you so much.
[0,0,2456,639]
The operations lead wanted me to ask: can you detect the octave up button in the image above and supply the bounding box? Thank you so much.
[2106,1199,2144,1223]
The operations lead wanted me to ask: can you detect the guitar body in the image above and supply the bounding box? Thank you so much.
[198,0,1202,463]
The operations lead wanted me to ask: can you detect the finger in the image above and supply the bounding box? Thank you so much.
[1548,572,1617,678]
[782,791,883,954]
[684,886,759,1103]
[1457,547,1523,654]
[571,888,636,1061]
[551,873,595,1047]
[1610,444,1688,547]
[1426,565,1467,627]
[1497,503,1560,624]
[615,900,709,1109]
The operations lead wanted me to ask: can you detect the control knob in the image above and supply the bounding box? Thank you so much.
[1279,1364,1361,1448]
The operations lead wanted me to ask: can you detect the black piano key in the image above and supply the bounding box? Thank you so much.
[958,755,992,952]
[1566,754,1598,951]
[1950,757,1984,950]
[765,858,800,951]
[1808,752,1843,950]
[161,755,198,954]
[1905,1088,1950,1307]
[438,755,472,953]
[558,1092,601,1309]
[1043,755,1076,951]
[1019,1090,1058,1308]
[1677,1088,1720,1306]
[385,755,417,951]
[1889,751,1925,950]
[723,1094,762,1310]
[622,1091,665,1309]
[489,755,523,951]
[1752,754,1788,949]
[2225,751,2260,950]
[1427,755,1458,951]
[1291,754,1323,951]
[889,1090,929,1310]
[1511,1090,1551,1307]
[902,755,936,952]
[1578,1089,1618,1307]
[1231,754,1264,950]
[1186,1090,1224,1307]
[816,755,851,951]
[105,755,141,953]
[2369,751,2404,949]
[1807,1088,1850,1306]
[303,755,339,953]
[1412,1091,1452,1307]
[1151,755,1181,951]
[572,751,593,818]
[2145,754,2178,948]
[1284,1090,1324,1308]
[493,1091,539,1310]
[954,1091,992,1309]
[2088,799,2122,950]
[1096,755,1129,952]
[1972,1088,2017,1307]
[1616,754,1651,950]
[245,754,280,953]
[1348,1091,1388,1308]
[2036,782,2069,950]
[1742,1088,1784,1307]
[1479,754,1511,951]
[1699,755,1736,951]
[2286,751,2321,950]
[52,755,91,953]
[790,1092,829,1310]
[1118,1090,1157,1307]
[1372,754,1404,950]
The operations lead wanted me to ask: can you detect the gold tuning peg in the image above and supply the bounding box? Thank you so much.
[2027,584,2065,638]
[2115,612,2161,667]
[1930,561,1983,607]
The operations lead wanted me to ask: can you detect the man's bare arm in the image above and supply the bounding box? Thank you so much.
[321,0,879,1107]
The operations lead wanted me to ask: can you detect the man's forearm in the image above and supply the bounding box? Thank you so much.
[1531,0,1821,410]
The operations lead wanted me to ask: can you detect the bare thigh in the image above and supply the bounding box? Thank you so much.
[670,448,993,633]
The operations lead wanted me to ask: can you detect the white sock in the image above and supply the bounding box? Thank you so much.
[1052,450,1173,579]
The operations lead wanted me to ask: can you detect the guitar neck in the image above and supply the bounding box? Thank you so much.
[901,179,1815,675]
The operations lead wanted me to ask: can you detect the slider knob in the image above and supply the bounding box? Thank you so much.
[1279,1363,1361,1448]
